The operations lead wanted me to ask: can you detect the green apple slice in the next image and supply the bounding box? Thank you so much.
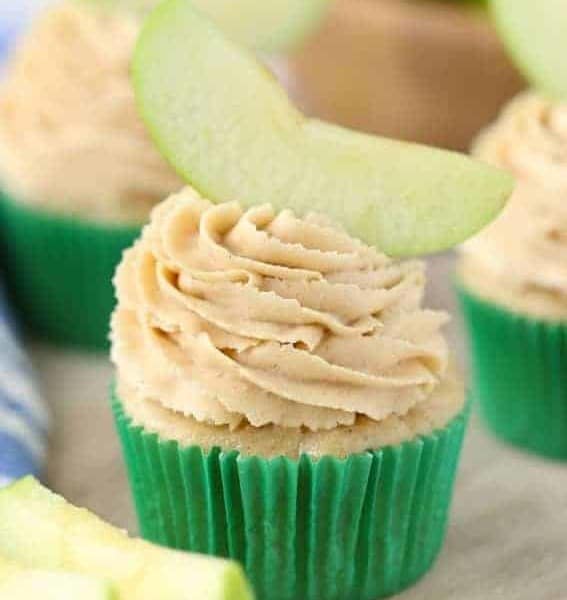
[0,556,116,600]
[491,0,567,99]
[76,0,332,53]
[0,477,254,600]
[189,0,333,53]
[133,0,513,258]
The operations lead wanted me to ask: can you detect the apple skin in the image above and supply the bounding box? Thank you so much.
[491,0,566,99]
[133,0,514,258]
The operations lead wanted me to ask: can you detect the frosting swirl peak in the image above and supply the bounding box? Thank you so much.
[112,188,449,431]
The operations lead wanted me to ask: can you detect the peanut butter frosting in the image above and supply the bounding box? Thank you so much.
[0,1,182,223]
[460,93,567,319]
[112,187,460,448]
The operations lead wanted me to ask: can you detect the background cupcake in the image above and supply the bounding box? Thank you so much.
[111,188,469,600]
[0,0,182,350]
[458,93,567,459]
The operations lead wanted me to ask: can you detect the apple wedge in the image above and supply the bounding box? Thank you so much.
[190,0,333,53]
[0,477,254,600]
[0,556,117,600]
[77,0,332,53]
[133,0,513,257]
[491,0,567,99]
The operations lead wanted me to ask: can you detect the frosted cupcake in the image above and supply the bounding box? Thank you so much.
[111,187,468,600]
[458,93,567,459]
[0,1,181,349]
[109,0,514,596]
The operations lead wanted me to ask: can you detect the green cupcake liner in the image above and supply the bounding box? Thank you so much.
[457,284,567,460]
[111,391,469,600]
[0,191,140,351]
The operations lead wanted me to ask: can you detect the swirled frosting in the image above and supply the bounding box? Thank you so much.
[0,2,181,223]
[112,187,452,435]
[461,93,567,319]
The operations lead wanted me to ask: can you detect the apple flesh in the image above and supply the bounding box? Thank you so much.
[0,556,116,600]
[133,0,513,258]
[0,477,254,600]
[77,0,332,53]
[190,0,333,53]
[491,0,567,99]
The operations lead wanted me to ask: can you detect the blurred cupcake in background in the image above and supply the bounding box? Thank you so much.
[0,0,182,350]
[457,93,567,459]
[288,0,524,150]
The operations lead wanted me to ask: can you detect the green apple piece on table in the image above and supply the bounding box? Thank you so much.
[0,477,254,600]
[133,0,513,258]
[0,556,117,600]
[491,0,567,99]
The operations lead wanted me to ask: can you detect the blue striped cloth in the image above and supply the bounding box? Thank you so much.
[0,285,48,487]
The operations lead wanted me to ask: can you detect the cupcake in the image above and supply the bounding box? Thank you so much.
[458,93,567,459]
[0,1,181,350]
[288,0,524,150]
[108,1,515,597]
[111,187,469,600]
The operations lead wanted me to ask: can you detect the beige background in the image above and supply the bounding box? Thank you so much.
[288,0,524,151]
[37,252,567,599]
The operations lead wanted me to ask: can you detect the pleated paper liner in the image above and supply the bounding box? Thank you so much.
[458,284,567,460]
[111,391,469,600]
[0,191,140,351]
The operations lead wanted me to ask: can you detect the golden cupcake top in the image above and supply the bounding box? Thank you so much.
[0,1,181,222]
[111,187,455,442]
[461,93,567,319]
